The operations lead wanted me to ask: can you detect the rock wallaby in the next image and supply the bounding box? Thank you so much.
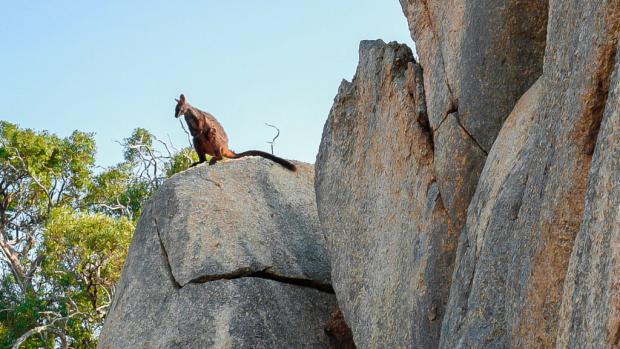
[174,94,296,171]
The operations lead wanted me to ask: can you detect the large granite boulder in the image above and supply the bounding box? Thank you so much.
[315,40,456,348]
[98,158,337,349]
[439,0,620,347]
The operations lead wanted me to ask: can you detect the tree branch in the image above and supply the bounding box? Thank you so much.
[179,119,193,148]
[11,310,83,349]
[265,123,280,155]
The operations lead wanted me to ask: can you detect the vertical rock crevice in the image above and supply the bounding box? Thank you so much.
[155,218,181,290]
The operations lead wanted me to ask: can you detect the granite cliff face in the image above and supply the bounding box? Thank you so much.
[315,0,620,348]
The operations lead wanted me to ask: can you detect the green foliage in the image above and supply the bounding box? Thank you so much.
[43,208,133,292]
[0,290,52,349]
[0,121,95,192]
[38,208,133,348]
[166,147,199,177]
[121,127,153,163]
[0,121,193,348]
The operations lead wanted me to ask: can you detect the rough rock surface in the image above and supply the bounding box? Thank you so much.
[398,0,459,130]
[439,78,543,348]
[99,158,337,349]
[433,113,487,228]
[315,40,456,348]
[456,0,548,151]
[399,0,547,149]
[399,0,548,229]
[157,160,330,287]
[439,0,620,347]
[557,41,620,349]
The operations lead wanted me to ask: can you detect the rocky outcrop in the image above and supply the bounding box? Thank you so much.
[439,0,620,346]
[315,0,619,348]
[315,40,456,348]
[99,158,336,349]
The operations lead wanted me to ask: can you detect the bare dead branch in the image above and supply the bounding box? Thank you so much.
[0,239,26,291]
[265,123,280,155]
[179,119,193,148]
[166,134,180,155]
[156,138,174,159]
[12,309,85,349]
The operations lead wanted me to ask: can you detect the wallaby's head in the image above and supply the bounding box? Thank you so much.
[174,94,190,118]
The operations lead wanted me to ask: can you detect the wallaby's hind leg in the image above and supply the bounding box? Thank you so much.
[207,128,223,166]
[209,148,223,165]
[191,152,207,167]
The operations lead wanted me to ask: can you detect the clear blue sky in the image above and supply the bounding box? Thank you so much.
[1,1,414,166]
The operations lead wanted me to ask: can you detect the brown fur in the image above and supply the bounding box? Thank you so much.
[174,94,296,171]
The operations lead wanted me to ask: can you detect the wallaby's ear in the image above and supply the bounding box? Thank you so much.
[179,94,186,103]
[174,98,180,103]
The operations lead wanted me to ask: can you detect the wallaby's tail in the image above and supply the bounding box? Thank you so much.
[233,150,296,171]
